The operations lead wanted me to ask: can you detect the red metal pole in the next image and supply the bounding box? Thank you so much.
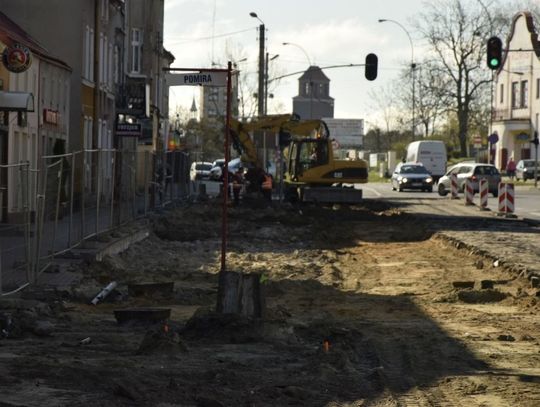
[220,62,233,273]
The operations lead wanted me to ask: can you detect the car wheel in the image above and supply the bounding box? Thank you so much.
[438,184,448,196]
[398,186,403,192]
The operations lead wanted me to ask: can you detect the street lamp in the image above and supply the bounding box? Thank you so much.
[282,42,312,67]
[250,12,265,117]
[283,42,313,119]
[378,18,416,140]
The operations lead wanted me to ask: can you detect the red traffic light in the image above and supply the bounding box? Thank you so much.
[365,53,378,81]
[487,36,502,70]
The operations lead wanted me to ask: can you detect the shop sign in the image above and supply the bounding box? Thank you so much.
[116,122,142,137]
[43,109,59,125]
[2,43,32,73]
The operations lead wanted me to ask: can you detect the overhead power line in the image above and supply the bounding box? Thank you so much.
[167,27,256,45]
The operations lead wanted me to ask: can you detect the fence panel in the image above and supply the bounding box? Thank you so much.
[1,148,191,296]
[0,162,31,295]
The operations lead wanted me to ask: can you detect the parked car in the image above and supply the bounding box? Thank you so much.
[209,159,226,181]
[391,162,434,192]
[515,159,540,181]
[437,162,501,197]
[189,161,213,181]
[209,158,243,181]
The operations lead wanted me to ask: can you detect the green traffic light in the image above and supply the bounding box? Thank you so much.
[489,58,500,68]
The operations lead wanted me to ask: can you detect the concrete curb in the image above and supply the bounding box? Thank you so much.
[95,230,150,262]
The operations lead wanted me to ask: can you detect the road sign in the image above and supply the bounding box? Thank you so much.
[488,133,499,144]
[473,136,482,148]
[165,71,227,87]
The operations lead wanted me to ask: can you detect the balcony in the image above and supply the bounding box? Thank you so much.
[492,107,530,122]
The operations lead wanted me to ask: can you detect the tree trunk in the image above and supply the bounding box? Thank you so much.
[216,271,265,317]
[458,108,469,157]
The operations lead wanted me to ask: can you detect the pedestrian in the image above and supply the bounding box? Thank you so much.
[261,172,273,204]
[232,166,244,205]
[506,157,516,181]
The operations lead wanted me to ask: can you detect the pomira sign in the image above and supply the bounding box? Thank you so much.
[2,43,32,73]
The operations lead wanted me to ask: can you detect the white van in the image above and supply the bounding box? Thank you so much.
[406,140,447,180]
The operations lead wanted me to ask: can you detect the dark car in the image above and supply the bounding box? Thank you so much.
[391,162,434,192]
[515,159,540,181]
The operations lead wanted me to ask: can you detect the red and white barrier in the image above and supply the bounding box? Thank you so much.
[478,178,488,210]
[450,173,459,199]
[464,178,474,205]
[498,182,515,215]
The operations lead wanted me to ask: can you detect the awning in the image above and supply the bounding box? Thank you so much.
[0,91,34,112]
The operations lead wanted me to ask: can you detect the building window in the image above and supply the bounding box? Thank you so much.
[500,83,503,103]
[83,26,95,82]
[511,81,519,109]
[131,28,143,73]
[536,78,540,99]
[521,80,528,108]
[304,82,310,96]
[101,0,109,22]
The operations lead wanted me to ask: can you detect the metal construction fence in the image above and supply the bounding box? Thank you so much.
[0,149,190,295]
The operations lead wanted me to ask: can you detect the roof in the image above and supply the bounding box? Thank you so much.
[0,11,71,71]
[298,66,330,82]
[499,11,540,70]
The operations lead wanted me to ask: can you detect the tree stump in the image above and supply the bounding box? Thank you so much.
[216,271,265,317]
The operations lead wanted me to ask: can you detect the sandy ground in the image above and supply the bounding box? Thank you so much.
[0,199,539,406]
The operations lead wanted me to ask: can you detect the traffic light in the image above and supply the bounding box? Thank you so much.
[487,36,502,70]
[365,53,378,81]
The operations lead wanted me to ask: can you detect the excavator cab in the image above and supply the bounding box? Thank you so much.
[289,138,329,179]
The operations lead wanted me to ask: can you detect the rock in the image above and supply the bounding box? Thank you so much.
[32,320,55,337]
[497,334,515,342]
[493,260,500,267]
[474,260,484,269]
[452,281,475,289]
[530,276,540,288]
[480,280,494,289]
[113,378,142,401]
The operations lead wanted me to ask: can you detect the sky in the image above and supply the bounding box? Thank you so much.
[163,0,428,129]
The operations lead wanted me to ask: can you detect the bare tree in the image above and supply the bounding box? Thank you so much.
[414,0,496,155]
[367,83,402,134]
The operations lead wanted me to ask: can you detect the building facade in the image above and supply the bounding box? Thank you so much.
[0,0,173,222]
[293,66,334,120]
[0,11,71,221]
[492,11,540,169]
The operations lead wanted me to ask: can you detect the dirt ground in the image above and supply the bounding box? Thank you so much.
[0,199,539,406]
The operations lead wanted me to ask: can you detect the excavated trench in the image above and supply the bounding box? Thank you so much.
[0,200,538,406]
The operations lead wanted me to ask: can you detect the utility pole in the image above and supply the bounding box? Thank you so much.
[257,23,265,117]
[250,12,265,117]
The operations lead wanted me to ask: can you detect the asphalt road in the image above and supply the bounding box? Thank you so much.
[363,181,540,222]
[194,179,540,222]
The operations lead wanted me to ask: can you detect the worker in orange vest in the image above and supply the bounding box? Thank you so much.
[261,172,273,203]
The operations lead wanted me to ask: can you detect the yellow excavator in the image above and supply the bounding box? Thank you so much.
[229,114,368,203]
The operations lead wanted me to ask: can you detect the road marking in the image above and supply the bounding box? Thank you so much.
[363,187,382,197]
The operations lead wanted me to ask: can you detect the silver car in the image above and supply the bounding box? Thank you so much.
[437,162,500,197]
[391,163,434,192]
[515,159,540,181]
